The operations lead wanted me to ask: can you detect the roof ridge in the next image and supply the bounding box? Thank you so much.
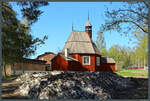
[72,31,85,32]
[66,41,91,42]
[37,52,55,59]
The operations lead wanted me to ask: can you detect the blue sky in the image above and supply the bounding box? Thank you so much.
[11,2,137,59]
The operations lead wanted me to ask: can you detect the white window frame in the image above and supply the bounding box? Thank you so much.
[96,57,100,66]
[83,56,91,65]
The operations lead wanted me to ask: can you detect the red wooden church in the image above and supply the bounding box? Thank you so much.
[51,17,115,72]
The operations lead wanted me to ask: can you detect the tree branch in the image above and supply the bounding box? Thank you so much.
[117,9,148,20]
[143,1,149,8]
[117,20,148,33]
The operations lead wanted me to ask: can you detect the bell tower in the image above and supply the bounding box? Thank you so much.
[85,12,92,39]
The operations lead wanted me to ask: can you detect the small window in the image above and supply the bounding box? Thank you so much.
[96,57,100,66]
[83,56,90,65]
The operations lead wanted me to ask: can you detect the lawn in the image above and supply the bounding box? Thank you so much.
[115,69,148,78]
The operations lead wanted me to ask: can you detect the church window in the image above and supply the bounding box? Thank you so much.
[83,56,90,65]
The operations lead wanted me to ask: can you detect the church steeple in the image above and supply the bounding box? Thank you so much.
[88,10,89,21]
[72,21,74,31]
[85,11,92,39]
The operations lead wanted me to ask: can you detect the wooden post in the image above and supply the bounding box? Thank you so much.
[21,62,24,74]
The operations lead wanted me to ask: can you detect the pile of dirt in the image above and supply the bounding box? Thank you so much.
[14,71,136,99]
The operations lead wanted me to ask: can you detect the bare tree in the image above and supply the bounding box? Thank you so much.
[101,1,149,35]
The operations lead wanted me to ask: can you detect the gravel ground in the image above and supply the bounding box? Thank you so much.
[2,71,148,99]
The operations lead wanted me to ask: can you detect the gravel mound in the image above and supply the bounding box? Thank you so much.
[14,71,135,99]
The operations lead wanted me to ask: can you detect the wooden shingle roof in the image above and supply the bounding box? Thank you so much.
[37,52,56,59]
[101,57,116,63]
[62,31,101,55]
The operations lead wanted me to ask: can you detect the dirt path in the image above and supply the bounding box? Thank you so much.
[2,79,29,99]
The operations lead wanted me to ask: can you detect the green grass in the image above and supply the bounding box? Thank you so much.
[115,69,148,78]
[116,72,137,76]
[121,68,146,71]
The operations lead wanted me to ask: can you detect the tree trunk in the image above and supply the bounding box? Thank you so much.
[3,63,7,78]
[13,63,16,75]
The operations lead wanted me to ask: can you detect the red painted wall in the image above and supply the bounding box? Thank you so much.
[51,54,68,71]
[70,54,102,71]
[68,61,83,71]
[51,54,97,71]
[96,63,115,72]
[85,26,92,39]
[51,53,115,72]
